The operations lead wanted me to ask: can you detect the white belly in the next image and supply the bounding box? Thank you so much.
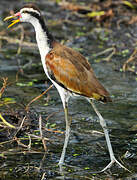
[41,57,71,108]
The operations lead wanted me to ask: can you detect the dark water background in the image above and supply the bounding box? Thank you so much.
[0,0,137,179]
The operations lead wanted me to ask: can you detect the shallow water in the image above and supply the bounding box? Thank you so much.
[0,0,137,179]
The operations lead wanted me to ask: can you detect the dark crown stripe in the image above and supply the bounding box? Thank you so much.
[22,10,40,19]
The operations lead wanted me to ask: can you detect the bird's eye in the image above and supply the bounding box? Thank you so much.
[21,10,28,14]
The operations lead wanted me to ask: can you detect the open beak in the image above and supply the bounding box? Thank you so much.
[4,12,21,28]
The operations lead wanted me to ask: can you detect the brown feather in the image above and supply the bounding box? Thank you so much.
[46,41,112,103]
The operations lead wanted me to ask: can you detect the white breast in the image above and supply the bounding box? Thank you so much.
[33,19,71,108]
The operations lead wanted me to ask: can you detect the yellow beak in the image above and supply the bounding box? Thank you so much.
[4,14,20,28]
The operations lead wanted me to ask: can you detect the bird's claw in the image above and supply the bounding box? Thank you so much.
[100,157,131,172]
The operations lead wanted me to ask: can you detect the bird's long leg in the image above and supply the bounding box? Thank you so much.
[90,100,130,172]
[58,102,71,167]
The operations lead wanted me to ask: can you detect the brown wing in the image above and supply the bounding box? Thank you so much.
[46,41,111,103]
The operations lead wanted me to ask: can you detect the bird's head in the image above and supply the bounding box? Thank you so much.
[4,4,41,28]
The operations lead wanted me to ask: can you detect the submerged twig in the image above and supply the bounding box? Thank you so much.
[94,46,116,61]
[14,116,26,137]
[26,84,53,111]
[27,134,50,141]
[0,77,8,98]
[15,136,29,148]
[44,110,64,134]
[0,139,14,146]
[38,153,46,173]
[0,35,37,48]
[41,172,46,180]
[28,135,32,150]
[39,115,47,151]
[123,49,137,72]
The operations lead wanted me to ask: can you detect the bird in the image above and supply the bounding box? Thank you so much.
[4,3,128,172]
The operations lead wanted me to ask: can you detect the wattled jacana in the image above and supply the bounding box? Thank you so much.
[4,4,128,172]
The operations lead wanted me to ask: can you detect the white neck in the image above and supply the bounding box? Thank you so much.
[30,18,51,59]
[29,17,53,79]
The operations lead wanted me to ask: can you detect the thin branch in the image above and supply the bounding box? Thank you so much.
[26,84,53,111]
[14,116,26,137]
[0,113,16,129]
[39,115,47,151]
[94,46,116,61]
[123,49,137,72]
[28,135,32,150]
[0,35,37,48]
[0,77,8,98]
[27,134,50,141]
